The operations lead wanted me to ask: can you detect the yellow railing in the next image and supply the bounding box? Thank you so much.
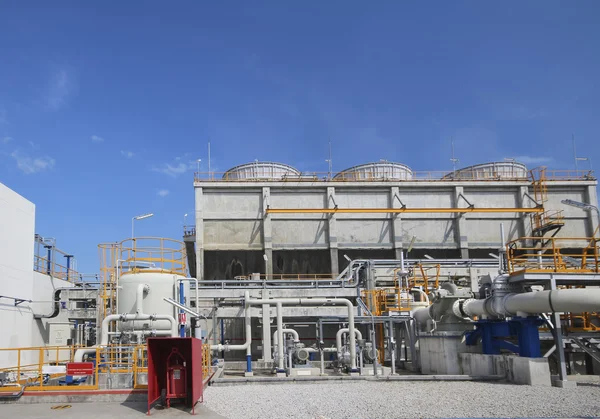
[506,237,600,274]
[406,264,440,291]
[118,237,187,276]
[0,342,213,393]
[202,343,212,379]
[195,169,594,183]
[0,346,99,392]
[531,210,564,233]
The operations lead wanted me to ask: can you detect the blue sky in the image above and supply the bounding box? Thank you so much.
[1,1,599,273]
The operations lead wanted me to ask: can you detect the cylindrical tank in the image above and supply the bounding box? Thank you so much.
[224,162,300,180]
[334,161,413,181]
[444,161,528,180]
[117,272,189,331]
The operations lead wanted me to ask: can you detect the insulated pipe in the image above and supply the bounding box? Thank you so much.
[413,306,433,324]
[335,328,363,355]
[209,298,252,373]
[272,328,300,345]
[461,289,600,319]
[101,314,177,345]
[412,288,430,305]
[276,302,284,372]
[136,284,149,314]
[74,313,177,362]
[245,294,358,371]
[389,320,396,375]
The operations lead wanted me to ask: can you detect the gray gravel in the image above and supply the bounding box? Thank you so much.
[204,381,600,419]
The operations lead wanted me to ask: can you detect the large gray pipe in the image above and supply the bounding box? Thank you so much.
[462,289,600,318]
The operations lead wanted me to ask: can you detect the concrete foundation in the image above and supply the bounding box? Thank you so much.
[460,353,552,386]
[419,334,478,375]
[288,367,321,377]
[360,366,391,376]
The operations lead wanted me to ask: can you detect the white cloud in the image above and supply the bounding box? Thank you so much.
[121,150,134,158]
[512,156,553,165]
[10,150,55,174]
[152,157,194,178]
[45,69,74,111]
[91,135,105,143]
[157,189,170,197]
[2,136,12,144]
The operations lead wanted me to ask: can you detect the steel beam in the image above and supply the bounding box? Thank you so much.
[266,207,544,214]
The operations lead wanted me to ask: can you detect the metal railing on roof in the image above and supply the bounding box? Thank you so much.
[506,237,600,274]
[194,169,595,183]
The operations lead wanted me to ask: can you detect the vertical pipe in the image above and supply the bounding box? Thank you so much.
[389,320,396,375]
[220,319,225,359]
[276,302,284,372]
[45,246,52,275]
[320,348,325,375]
[244,298,252,373]
[261,304,272,361]
[179,282,185,337]
[65,255,72,282]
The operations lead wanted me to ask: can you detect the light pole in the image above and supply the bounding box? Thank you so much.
[132,213,154,239]
[561,199,600,237]
[197,159,201,174]
[184,213,188,228]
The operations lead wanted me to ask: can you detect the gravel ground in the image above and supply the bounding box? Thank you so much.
[204,381,600,419]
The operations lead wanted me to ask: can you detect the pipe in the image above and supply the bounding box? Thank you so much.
[0,382,28,400]
[389,320,396,375]
[412,288,430,305]
[462,289,600,319]
[413,306,433,324]
[335,328,363,355]
[176,278,200,315]
[136,284,148,314]
[272,328,300,345]
[179,282,185,337]
[74,313,177,362]
[245,294,358,371]
[320,348,325,375]
[209,297,252,366]
[276,302,284,372]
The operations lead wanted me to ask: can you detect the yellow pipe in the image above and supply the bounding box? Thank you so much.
[266,207,544,214]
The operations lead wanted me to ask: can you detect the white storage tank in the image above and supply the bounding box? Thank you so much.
[444,161,528,180]
[334,161,413,181]
[114,238,190,333]
[117,271,189,331]
[223,161,300,180]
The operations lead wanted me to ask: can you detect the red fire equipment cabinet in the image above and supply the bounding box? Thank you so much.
[166,348,187,406]
[147,337,203,415]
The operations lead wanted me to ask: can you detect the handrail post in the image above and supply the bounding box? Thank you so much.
[38,348,43,388]
[551,239,558,272]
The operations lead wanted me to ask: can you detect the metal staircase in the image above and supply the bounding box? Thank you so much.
[570,337,600,364]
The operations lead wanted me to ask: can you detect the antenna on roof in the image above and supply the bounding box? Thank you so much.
[325,139,332,180]
[450,137,459,174]
[208,140,211,179]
